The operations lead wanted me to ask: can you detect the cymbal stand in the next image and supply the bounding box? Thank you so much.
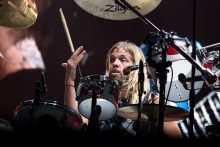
[116,0,217,137]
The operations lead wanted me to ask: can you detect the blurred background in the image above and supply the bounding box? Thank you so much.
[0,0,220,122]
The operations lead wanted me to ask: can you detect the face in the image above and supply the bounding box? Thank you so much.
[109,48,133,80]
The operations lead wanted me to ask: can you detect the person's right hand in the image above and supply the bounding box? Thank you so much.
[62,46,86,85]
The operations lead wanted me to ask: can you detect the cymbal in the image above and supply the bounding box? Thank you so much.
[117,104,189,122]
[74,0,161,20]
[0,0,38,29]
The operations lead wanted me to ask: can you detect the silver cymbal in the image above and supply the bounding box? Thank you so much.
[0,0,38,29]
[74,0,161,20]
[117,104,189,122]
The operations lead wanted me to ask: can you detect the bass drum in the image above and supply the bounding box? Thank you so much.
[149,38,204,102]
[12,100,83,134]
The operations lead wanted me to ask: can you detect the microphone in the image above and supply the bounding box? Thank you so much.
[178,72,216,90]
[123,61,172,75]
[178,73,188,89]
[123,64,146,75]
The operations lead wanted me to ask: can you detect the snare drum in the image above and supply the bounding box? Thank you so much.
[76,74,120,121]
[12,100,83,133]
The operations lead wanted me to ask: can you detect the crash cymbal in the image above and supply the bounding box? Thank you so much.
[117,104,189,122]
[0,0,38,29]
[74,0,161,20]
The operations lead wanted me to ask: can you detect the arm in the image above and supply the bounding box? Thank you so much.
[62,46,88,124]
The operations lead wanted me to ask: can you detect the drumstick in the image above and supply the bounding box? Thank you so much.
[59,8,83,79]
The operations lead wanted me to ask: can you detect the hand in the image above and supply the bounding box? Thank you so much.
[62,46,86,84]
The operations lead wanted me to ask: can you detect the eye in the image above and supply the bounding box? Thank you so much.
[110,56,116,63]
[120,57,127,62]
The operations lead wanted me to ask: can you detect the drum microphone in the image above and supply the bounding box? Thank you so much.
[178,73,188,89]
[178,73,203,90]
[178,72,216,90]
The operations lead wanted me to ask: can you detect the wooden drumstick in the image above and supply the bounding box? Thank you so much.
[59,8,83,79]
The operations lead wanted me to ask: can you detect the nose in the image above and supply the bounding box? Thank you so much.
[112,58,120,68]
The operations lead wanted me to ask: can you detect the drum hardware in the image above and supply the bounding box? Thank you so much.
[200,42,220,53]
[0,0,38,28]
[114,0,218,137]
[87,85,102,133]
[135,59,145,137]
[34,72,48,102]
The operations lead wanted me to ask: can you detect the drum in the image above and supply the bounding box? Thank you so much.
[200,50,220,90]
[148,37,204,102]
[76,74,120,121]
[12,100,83,133]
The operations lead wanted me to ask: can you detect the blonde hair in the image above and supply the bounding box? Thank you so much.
[105,41,149,104]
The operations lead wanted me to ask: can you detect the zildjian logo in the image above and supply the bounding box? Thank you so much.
[105,4,140,14]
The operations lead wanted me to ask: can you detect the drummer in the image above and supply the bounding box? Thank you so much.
[62,41,182,138]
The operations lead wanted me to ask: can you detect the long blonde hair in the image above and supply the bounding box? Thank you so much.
[105,41,149,104]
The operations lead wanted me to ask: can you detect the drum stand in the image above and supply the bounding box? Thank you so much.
[87,83,102,135]
[136,59,145,137]
[116,0,217,137]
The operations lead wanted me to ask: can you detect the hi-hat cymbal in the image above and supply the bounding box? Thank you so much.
[74,0,161,20]
[117,104,189,122]
[0,0,38,29]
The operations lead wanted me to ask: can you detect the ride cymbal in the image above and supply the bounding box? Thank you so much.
[73,0,161,20]
[0,0,38,29]
[117,104,189,122]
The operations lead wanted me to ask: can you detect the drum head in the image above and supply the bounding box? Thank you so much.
[13,100,83,133]
[76,74,119,121]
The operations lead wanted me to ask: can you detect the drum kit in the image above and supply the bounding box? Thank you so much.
[1,0,220,137]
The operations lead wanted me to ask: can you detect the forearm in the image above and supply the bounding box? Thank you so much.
[64,82,89,124]
[64,83,78,112]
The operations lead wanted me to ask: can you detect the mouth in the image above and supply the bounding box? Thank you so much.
[110,72,120,77]
[109,70,121,78]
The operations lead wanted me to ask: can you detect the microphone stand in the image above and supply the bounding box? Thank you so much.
[116,0,217,137]
[136,59,145,137]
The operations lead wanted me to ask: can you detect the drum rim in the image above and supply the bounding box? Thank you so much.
[14,99,83,121]
[80,74,119,83]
